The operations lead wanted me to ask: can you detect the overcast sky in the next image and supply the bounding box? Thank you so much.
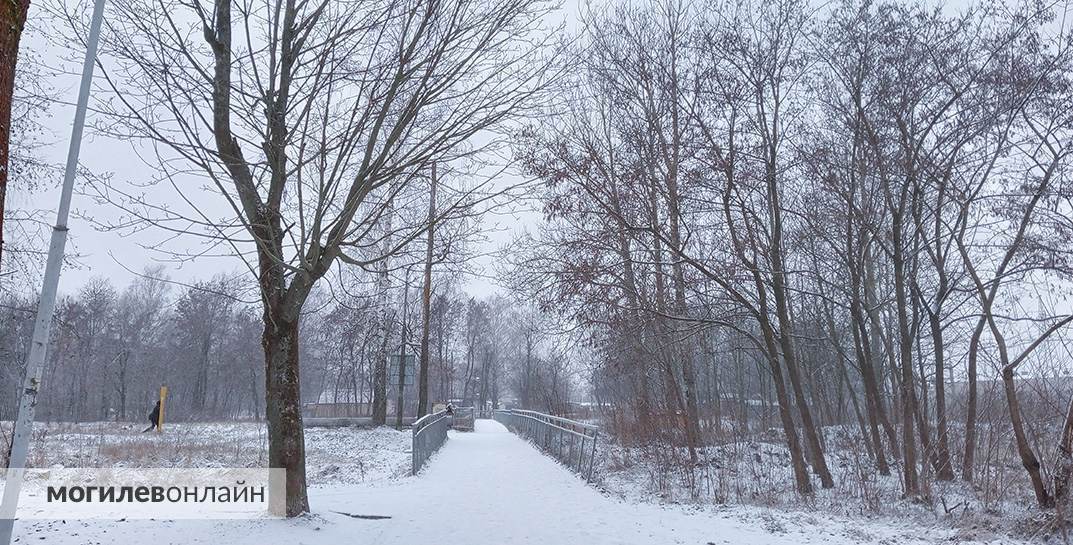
[11,0,999,301]
[8,0,587,301]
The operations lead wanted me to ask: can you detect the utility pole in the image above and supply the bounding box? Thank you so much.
[0,0,108,541]
[416,163,437,418]
[395,268,411,430]
[371,187,395,426]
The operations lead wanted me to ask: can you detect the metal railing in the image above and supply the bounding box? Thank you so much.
[493,409,599,481]
[412,409,450,475]
[451,407,475,431]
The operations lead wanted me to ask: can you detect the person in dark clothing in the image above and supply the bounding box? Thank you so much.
[445,403,454,415]
[143,400,160,432]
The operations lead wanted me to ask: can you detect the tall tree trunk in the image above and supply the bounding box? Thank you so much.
[986,312,1068,509]
[767,169,833,488]
[263,307,308,517]
[194,338,211,413]
[117,351,128,420]
[1052,395,1073,506]
[957,165,1065,503]
[478,350,490,410]
[962,317,985,482]
[850,305,890,474]
[891,213,920,497]
[1003,365,1052,507]
[927,308,954,480]
[0,0,29,269]
[395,276,410,429]
[831,306,887,473]
[761,318,813,495]
[416,165,437,417]
[771,269,833,488]
[522,334,533,408]
[249,360,261,421]
[609,179,652,436]
[841,361,875,460]
[863,251,901,456]
[844,224,892,474]
[645,171,697,462]
[664,159,702,466]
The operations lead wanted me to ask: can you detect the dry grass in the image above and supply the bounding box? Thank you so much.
[0,420,411,485]
[593,424,1047,542]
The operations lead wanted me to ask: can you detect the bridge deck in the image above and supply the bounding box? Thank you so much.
[310,418,783,544]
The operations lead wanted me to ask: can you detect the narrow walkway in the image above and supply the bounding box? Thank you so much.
[305,419,848,544]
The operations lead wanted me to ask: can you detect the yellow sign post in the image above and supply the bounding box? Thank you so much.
[157,385,167,432]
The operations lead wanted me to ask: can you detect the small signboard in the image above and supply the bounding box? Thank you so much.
[388,354,416,387]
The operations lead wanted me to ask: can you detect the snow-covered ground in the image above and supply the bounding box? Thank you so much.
[0,420,412,484]
[593,426,1042,543]
[4,420,1031,544]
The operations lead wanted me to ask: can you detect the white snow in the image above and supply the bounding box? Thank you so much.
[0,421,412,485]
[9,420,1028,544]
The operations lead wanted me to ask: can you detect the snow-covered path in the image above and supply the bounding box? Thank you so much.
[307,417,767,544]
[15,420,1020,544]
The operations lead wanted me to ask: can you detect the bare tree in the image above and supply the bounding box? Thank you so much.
[57,0,555,515]
[0,0,31,268]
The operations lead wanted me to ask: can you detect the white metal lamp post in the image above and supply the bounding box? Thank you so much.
[0,0,109,541]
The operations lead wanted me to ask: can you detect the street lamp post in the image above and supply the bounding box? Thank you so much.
[0,0,109,542]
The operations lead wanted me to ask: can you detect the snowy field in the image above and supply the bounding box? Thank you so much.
[594,425,1046,544]
[0,420,412,485]
[0,419,1035,544]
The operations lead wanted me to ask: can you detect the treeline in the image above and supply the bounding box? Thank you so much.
[0,270,573,425]
[316,289,575,417]
[1,272,270,422]
[512,0,1073,506]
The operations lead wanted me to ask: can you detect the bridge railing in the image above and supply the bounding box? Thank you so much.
[451,407,475,431]
[412,409,450,475]
[493,409,599,481]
